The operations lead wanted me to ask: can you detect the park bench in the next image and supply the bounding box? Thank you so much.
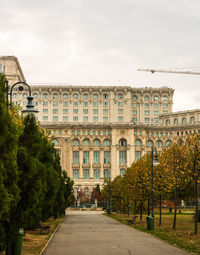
[40,221,50,234]
[127,216,137,224]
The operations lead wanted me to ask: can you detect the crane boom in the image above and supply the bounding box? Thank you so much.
[137,68,200,75]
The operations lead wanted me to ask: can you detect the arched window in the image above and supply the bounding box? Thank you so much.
[73,140,79,146]
[83,139,90,146]
[163,95,168,101]
[63,93,68,99]
[147,140,153,147]
[135,139,142,147]
[119,139,127,146]
[33,93,38,98]
[182,117,186,124]
[23,93,28,98]
[166,140,172,147]
[83,93,88,99]
[118,93,123,99]
[52,139,59,145]
[174,118,178,125]
[156,140,163,147]
[132,95,137,100]
[93,139,100,146]
[190,116,195,123]
[53,93,58,99]
[93,93,98,99]
[166,119,170,126]
[154,95,159,101]
[42,93,48,98]
[144,95,149,101]
[73,93,78,99]
[104,140,110,146]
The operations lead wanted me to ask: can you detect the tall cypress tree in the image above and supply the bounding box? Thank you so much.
[0,74,20,251]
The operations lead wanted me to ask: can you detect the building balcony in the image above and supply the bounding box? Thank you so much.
[92,163,101,168]
[82,163,90,168]
[103,163,111,168]
[72,163,80,168]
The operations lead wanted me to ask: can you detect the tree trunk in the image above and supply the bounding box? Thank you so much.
[140,201,143,221]
[127,199,130,216]
[173,193,177,230]
[147,197,150,216]
[194,179,198,234]
[134,200,137,216]
[159,194,162,226]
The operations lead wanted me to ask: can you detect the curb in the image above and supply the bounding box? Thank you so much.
[39,217,65,255]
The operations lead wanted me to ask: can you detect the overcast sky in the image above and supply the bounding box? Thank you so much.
[0,0,200,112]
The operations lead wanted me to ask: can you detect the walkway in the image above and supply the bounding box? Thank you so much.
[44,210,189,255]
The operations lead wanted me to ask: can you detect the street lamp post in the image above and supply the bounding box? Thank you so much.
[6,81,38,117]
[151,147,159,230]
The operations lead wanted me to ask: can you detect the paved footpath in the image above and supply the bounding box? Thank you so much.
[44,210,190,255]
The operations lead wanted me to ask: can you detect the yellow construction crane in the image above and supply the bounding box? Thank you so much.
[137,68,200,76]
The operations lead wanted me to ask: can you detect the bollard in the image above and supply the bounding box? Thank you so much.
[14,228,24,255]
[146,216,154,230]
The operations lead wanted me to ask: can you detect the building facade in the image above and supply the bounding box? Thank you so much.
[1,56,200,194]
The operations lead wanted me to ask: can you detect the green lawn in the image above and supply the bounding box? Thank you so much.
[108,209,200,254]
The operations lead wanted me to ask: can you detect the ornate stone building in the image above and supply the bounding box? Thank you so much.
[1,56,200,193]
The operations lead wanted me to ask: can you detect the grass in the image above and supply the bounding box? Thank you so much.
[0,217,63,255]
[107,208,200,255]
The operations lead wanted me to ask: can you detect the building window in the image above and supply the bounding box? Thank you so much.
[119,151,126,164]
[135,139,142,146]
[53,109,58,114]
[94,169,100,179]
[93,101,98,107]
[147,140,153,147]
[63,109,68,114]
[118,109,123,114]
[104,151,110,164]
[93,94,98,99]
[163,95,168,101]
[43,116,48,121]
[118,93,123,99]
[132,103,137,108]
[73,93,78,99]
[53,116,58,121]
[154,110,159,115]
[83,151,89,164]
[103,116,108,122]
[132,95,137,100]
[104,140,110,146]
[145,118,149,123]
[53,93,58,99]
[32,93,38,98]
[163,110,168,114]
[73,169,79,179]
[190,116,195,123]
[182,117,186,124]
[144,103,149,108]
[132,110,137,115]
[73,116,78,121]
[83,102,88,106]
[53,101,58,106]
[93,139,100,146]
[43,109,48,113]
[83,116,88,122]
[83,93,88,99]
[154,95,159,101]
[156,140,163,147]
[73,151,79,164]
[118,117,123,121]
[63,93,68,99]
[83,169,89,179]
[73,109,78,114]
[63,102,68,107]
[94,151,100,163]
[42,93,48,98]
[154,118,159,123]
[73,101,78,106]
[163,103,168,108]
[132,118,137,123]
[154,103,159,108]
[33,101,38,106]
[120,168,126,177]
[144,95,149,101]
[166,119,170,125]
[63,116,68,121]
[144,110,149,115]
[73,140,79,146]
[103,102,109,107]
[83,109,88,114]
[103,109,108,114]
[103,93,108,99]
[43,101,48,106]
[93,116,98,121]
[52,139,59,145]
[104,169,111,180]
[118,102,123,106]
[135,151,141,162]
[119,139,126,146]
[174,118,178,125]
[83,139,90,146]
[93,109,98,114]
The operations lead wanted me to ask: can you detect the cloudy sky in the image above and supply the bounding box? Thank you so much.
[0,0,200,111]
